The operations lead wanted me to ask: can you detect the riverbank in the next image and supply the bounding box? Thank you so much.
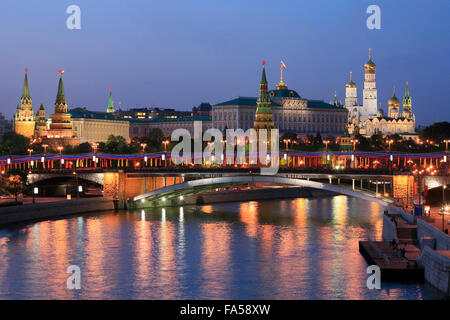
[376,205,450,296]
[0,198,115,226]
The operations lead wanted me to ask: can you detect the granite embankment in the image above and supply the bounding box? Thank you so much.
[0,198,115,226]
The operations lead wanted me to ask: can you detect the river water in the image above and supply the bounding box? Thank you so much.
[0,195,444,299]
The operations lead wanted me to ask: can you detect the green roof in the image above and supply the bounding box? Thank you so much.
[307,100,344,110]
[55,77,67,105]
[69,107,128,121]
[127,116,211,123]
[215,97,281,107]
[268,89,301,99]
[366,59,376,67]
[22,72,31,99]
[260,66,267,84]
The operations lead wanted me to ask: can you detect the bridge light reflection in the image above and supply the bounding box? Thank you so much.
[141,210,145,221]
[162,208,166,222]
[179,207,184,222]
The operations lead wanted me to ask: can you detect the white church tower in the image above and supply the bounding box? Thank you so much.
[345,71,358,107]
[345,71,360,122]
[361,48,378,121]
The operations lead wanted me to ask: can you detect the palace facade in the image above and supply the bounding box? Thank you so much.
[212,65,348,137]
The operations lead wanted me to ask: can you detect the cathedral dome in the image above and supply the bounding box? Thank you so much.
[376,109,385,117]
[268,89,301,99]
[346,80,356,88]
[388,87,400,106]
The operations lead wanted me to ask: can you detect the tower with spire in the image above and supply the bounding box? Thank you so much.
[361,48,378,121]
[402,81,413,119]
[345,71,358,107]
[35,104,47,137]
[14,69,35,138]
[42,70,79,146]
[106,88,115,113]
[254,62,274,131]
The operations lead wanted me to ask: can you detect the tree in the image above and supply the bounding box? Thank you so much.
[419,122,450,142]
[4,175,23,201]
[0,132,30,155]
[106,135,129,154]
[74,142,92,154]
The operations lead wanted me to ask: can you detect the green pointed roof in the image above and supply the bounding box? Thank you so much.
[260,66,267,84]
[403,82,412,108]
[39,103,45,110]
[55,76,67,105]
[22,71,31,99]
[107,89,115,112]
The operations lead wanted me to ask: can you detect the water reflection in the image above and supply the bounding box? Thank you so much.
[0,195,444,300]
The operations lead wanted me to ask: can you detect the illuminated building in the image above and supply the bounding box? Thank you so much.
[13,69,35,138]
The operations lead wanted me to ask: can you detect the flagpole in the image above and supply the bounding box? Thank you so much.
[280,62,283,85]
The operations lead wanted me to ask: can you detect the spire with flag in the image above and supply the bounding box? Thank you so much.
[55,70,67,106]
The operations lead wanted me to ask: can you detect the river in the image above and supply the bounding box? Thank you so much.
[0,195,444,299]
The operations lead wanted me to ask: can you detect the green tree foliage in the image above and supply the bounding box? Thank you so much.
[106,135,129,154]
[419,122,450,142]
[74,142,92,154]
[0,133,30,155]
[4,174,24,201]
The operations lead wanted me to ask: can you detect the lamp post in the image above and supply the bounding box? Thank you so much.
[42,144,48,155]
[350,139,358,167]
[33,187,38,204]
[387,139,394,171]
[323,140,331,165]
[92,142,99,153]
[162,140,169,152]
[140,143,147,153]
[57,146,63,155]
[283,139,291,151]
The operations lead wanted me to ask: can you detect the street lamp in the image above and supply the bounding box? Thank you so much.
[42,144,48,155]
[323,140,331,152]
[443,139,450,154]
[33,187,38,204]
[92,142,99,153]
[283,139,291,151]
[140,143,147,153]
[162,140,170,152]
[57,146,64,155]
[27,148,33,157]
[387,139,394,153]
[350,139,359,152]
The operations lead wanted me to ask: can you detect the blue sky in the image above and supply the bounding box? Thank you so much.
[1,0,449,125]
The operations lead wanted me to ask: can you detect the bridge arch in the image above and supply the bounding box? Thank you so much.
[28,172,104,186]
[132,175,390,207]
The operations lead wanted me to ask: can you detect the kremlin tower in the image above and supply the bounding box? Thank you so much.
[35,104,47,137]
[42,71,79,146]
[402,81,413,119]
[253,63,274,131]
[14,69,35,138]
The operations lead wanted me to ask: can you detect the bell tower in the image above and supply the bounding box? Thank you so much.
[362,48,378,121]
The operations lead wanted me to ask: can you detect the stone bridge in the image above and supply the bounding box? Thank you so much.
[27,170,448,210]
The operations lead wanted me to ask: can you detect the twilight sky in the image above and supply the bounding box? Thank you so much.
[1,0,449,125]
